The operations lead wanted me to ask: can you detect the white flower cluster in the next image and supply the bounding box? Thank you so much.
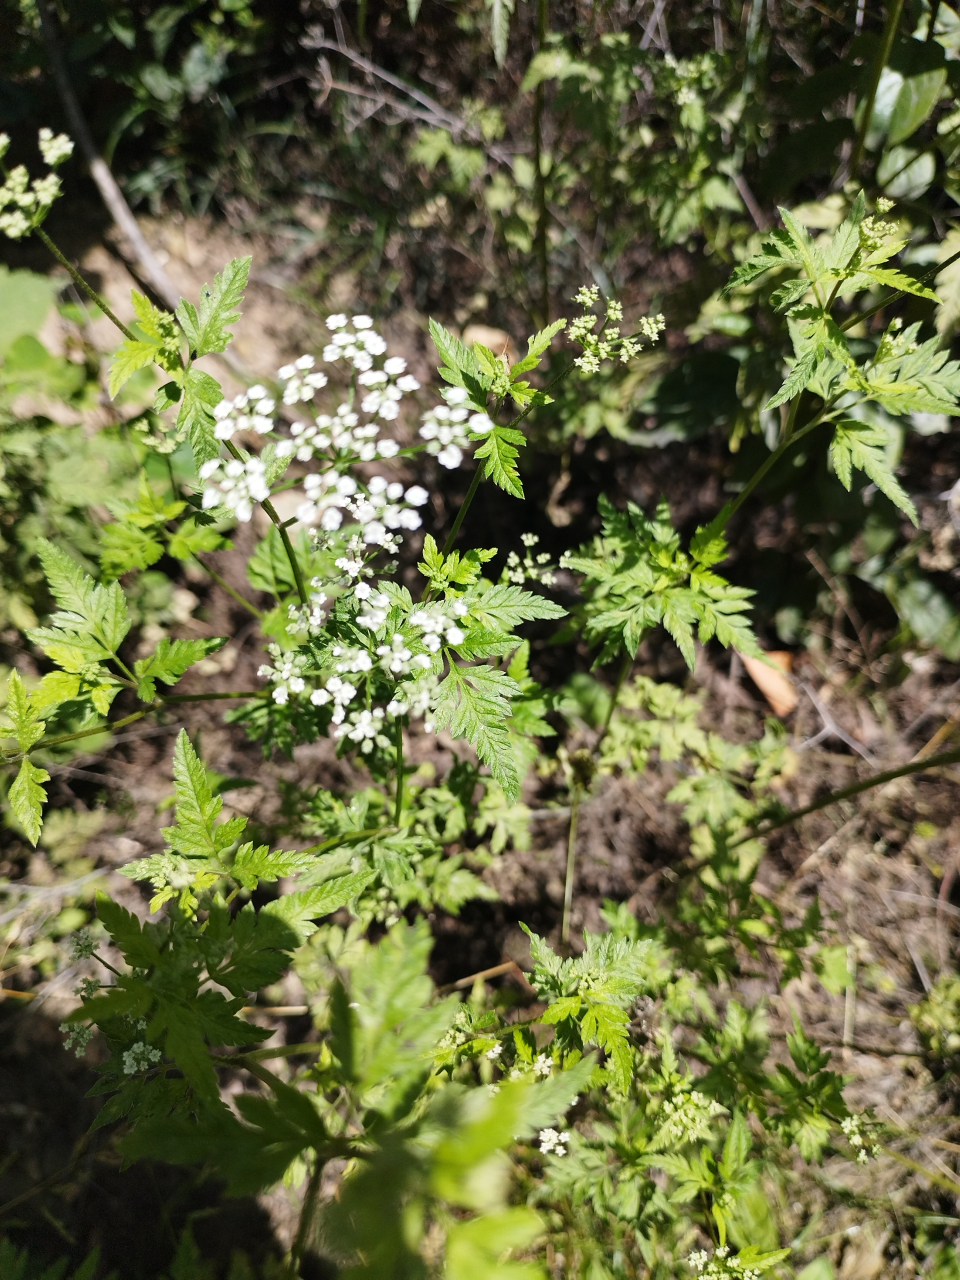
[533,1052,553,1077]
[38,127,75,167]
[419,387,495,469]
[486,1041,503,1061]
[122,1040,162,1075]
[279,406,400,465]
[538,1127,571,1157]
[408,600,469,651]
[841,1114,882,1166]
[258,646,313,705]
[656,1090,725,1146]
[199,456,269,522]
[334,705,393,753]
[687,1248,761,1280]
[503,533,557,586]
[60,1021,95,1058]
[213,384,276,439]
[69,928,97,960]
[296,475,428,544]
[567,286,665,374]
[0,128,73,240]
[386,673,439,727]
[278,353,329,404]
[320,313,387,369]
[285,576,329,637]
[206,315,421,490]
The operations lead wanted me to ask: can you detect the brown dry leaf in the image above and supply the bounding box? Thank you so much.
[740,650,798,717]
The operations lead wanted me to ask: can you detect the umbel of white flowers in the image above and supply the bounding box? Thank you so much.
[0,128,74,240]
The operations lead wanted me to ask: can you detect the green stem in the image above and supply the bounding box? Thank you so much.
[726,416,824,521]
[160,690,266,702]
[29,708,153,751]
[291,1153,325,1272]
[223,440,309,607]
[264,499,310,608]
[561,786,582,946]
[110,654,138,684]
[733,743,960,846]
[597,650,632,750]
[840,245,960,333]
[441,463,485,559]
[926,0,942,40]
[393,717,405,824]
[192,553,264,619]
[35,228,136,341]
[232,1041,326,1063]
[295,827,395,858]
[848,0,906,178]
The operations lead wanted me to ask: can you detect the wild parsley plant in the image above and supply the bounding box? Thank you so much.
[1,139,955,1277]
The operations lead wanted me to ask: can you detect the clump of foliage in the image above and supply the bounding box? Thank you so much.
[3,15,960,1260]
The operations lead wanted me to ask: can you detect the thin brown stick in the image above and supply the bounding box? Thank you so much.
[804,548,875,678]
[735,744,960,845]
[437,960,535,996]
[35,0,180,310]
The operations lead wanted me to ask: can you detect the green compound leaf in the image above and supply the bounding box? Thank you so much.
[433,664,522,800]
[462,582,566,631]
[828,419,918,524]
[262,869,378,942]
[108,339,161,398]
[134,636,227,701]
[229,842,322,891]
[176,256,251,357]
[100,522,165,579]
[474,425,525,498]
[34,538,131,654]
[177,366,223,465]
[97,891,162,968]
[764,346,820,411]
[10,757,49,845]
[865,266,939,303]
[446,1208,545,1280]
[165,729,247,860]
[168,517,231,560]
[5,670,44,751]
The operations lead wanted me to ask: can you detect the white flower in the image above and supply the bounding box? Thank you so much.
[383,356,407,375]
[468,413,495,434]
[656,1090,725,1146]
[538,1128,571,1157]
[201,456,271,523]
[405,485,429,506]
[397,374,420,391]
[437,445,463,469]
[353,314,373,328]
[122,1041,162,1075]
[0,209,32,239]
[38,128,74,167]
[533,1052,552,1077]
[326,314,348,330]
[31,173,61,207]
[486,1042,503,1060]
